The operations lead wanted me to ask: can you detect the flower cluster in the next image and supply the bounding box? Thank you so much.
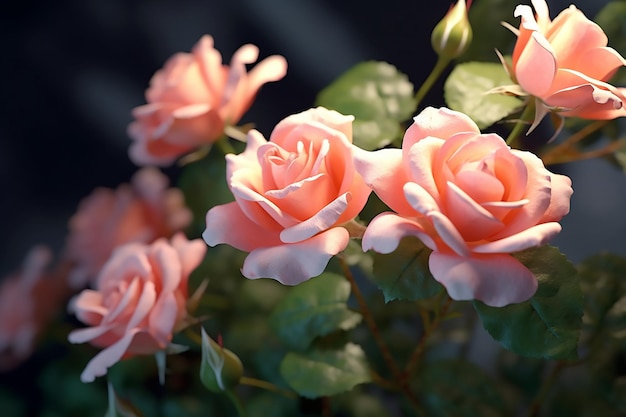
[2,0,626,415]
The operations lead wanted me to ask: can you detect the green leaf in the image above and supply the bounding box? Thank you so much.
[177,148,234,235]
[444,61,523,129]
[418,359,509,417]
[269,273,362,351]
[372,236,443,303]
[279,343,371,398]
[315,61,416,150]
[474,245,583,360]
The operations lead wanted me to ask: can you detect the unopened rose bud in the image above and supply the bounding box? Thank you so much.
[431,0,473,59]
[199,328,243,393]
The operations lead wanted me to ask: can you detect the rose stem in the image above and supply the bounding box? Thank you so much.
[337,256,424,414]
[414,56,451,109]
[239,376,298,399]
[506,101,534,147]
[405,294,452,377]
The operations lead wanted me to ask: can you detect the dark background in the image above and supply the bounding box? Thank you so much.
[0,0,623,276]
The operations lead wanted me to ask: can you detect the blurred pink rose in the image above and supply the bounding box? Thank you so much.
[65,168,192,289]
[128,35,288,166]
[0,246,63,371]
[68,234,206,383]
[203,107,371,285]
[355,107,573,307]
[512,0,626,120]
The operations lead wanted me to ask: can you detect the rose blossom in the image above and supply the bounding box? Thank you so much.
[65,168,192,289]
[68,234,207,383]
[128,35,288,166]
[0,246,63,370]
[511,0,626,120]
[203,107,371,285]
[354,107,573,307]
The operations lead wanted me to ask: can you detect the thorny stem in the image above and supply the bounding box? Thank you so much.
[415,56,451,109]
[239,376,298,399]
[337,256,424,415]
[405,295,453,377]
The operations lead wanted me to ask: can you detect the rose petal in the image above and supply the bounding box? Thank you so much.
[444,181,504,242]
[402,107,479,152]
[353,147,414,216]
[362,212,436,253]
[428,211,470,257]
[280,192,351,243]
[539,173,573,223]
[148,292,178,344]
[472,222,561,253]
[79,329,140,383]
[203,202,282,252]
[515,32,557,97]
[125,281,156,332]
[68,324,114,345]
[403,181,441,215]
[241,227,350,285]
[429,252,538,307]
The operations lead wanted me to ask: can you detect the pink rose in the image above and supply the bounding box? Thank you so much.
[511,0,626,120]
[355,107,573,307]
[65,168,192,289]
[68,234,207,383]
[128,35,288,166]
[0,246,63,371]
[203,107,371,285]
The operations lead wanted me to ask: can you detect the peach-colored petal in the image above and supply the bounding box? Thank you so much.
[428,211,470,257]
[242,227,350,285]
[203,202,282,252]
[280,192,351,243]
[443,181,504,242]
[150,242,182,293]
[490,151,552,240]
[231,182,299,228]
[80,329,140,383]
[68,324,114,345]
[353,147,414,215]
[429,252,538,307]
[271,107,354,147]
[403,181,441,216]
[402,107,479,153]
[405,137,444,203]
[362,212,436,254]
[540,174,573,223]
[148,292,178,343]
[472,222,561,253]
[515,32,556,97]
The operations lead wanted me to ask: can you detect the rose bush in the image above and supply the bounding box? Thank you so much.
[68,234,206,383]
[511,0,626,120]
[203,107,371,285]
[64,168,192,289]
[0,246,63,370]
[128,35,288,166]
[355,107,573,307]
